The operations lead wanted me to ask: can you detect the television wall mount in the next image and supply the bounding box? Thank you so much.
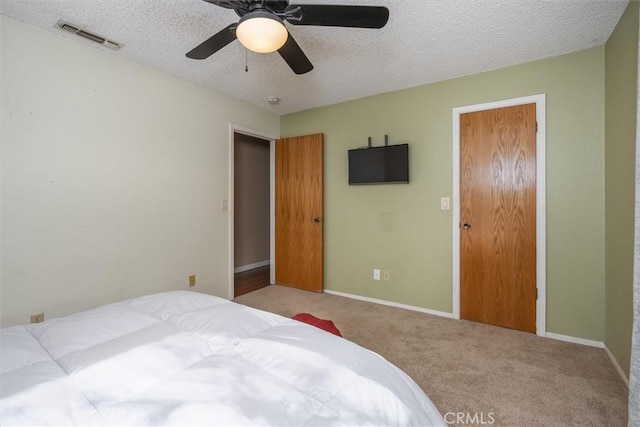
[365,134,391,149]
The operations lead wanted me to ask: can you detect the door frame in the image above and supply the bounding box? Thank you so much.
[451,94,547,336]
[228,124,278,300]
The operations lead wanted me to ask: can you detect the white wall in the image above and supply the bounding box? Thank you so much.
[0,16,280,326]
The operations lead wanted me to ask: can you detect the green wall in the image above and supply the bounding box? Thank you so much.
[605,1,638,378]
[282,47,606,341]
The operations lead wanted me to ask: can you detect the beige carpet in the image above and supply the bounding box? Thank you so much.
[235,285,628,427]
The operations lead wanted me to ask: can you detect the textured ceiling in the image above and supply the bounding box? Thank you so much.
[0,0,629,115]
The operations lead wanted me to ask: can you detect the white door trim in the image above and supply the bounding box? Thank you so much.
[451,94,547,336]
[228,124,279,300]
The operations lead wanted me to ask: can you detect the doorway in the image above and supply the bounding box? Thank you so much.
[231,129,274,298]
[228,128,324,299]
[452,94,547,336]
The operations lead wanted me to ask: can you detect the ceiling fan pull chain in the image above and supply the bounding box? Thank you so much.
[245,48,249,72]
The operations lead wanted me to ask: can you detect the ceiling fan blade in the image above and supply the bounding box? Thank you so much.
[186,23,237,59]
[201,0,245,10]
[277,32,313,75]
[285,5,389,29]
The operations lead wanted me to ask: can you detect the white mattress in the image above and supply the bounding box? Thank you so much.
[1,291,445,426]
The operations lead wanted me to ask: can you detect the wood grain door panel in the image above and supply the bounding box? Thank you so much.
[275,134,323,292]
[460,104,536,333]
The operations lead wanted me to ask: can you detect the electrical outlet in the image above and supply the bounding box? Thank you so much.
[221,199,229,212]
[30,312,44,324]
[382,271,390,281]
[189,275,196,287]
[373,269,381,281]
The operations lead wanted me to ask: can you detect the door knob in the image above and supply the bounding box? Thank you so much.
[313,217,321,223]
[462,223,471,230]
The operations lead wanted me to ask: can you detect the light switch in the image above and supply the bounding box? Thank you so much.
[440,197,450,210]
[221,199,229,212]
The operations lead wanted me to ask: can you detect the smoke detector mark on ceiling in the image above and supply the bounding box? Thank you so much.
[54,19,124,51]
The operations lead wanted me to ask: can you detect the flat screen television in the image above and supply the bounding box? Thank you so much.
[348,144,409,184]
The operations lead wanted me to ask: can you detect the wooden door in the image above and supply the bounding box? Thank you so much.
[460,104,537,333]
[275,133,323,292]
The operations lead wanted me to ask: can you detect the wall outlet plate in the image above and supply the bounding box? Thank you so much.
[30,312,44,324]
[382,271,390,281]
[373,269,381,281]
[189,275,196,287]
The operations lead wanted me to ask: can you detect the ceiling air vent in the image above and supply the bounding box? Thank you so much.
[54,19,124,51]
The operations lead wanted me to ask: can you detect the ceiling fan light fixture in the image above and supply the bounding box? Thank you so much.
[236,10,288,53]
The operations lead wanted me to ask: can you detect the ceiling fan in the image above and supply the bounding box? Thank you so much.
[186,0,389,74]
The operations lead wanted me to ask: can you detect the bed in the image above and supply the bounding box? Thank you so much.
[1,291,445,426]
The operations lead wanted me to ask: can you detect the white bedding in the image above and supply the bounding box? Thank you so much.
[1,291,445,426]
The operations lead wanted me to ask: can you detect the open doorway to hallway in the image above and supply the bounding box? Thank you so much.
[233,132,271,297]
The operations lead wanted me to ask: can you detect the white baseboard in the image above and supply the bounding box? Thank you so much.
[545,333,630,386]
[234,260,270,274]
[323,289,453,319]
[604,344,630,389]
[545,332,604,348]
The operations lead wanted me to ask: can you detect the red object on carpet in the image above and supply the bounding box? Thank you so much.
[292,313,342,337]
